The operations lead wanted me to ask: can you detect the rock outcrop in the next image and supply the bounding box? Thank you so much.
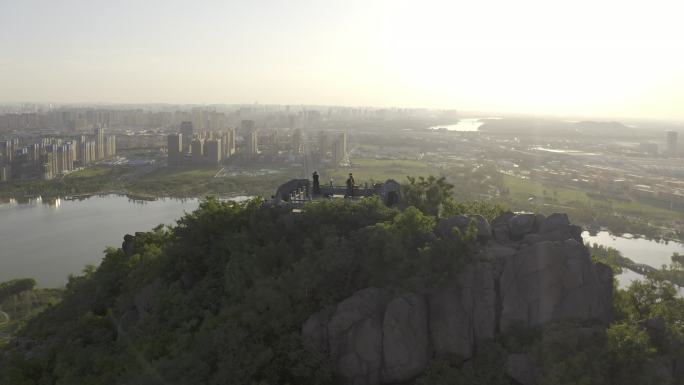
[302,212,613,385]
[381,293,430,383]
[506,353,539,385]
[429,262,496,360]
[499,239,612,332]
[326,288,393,385]
[435,214,491,244]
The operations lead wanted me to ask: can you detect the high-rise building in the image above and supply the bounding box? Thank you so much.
[0,139,18,163]
[64,142,75,172]
[666,131,678,157]
[292,129,303,154]
[28,143,40,165]
[226,128,235,156]
[72,118,87,132]
[191,109,204,132]
[318,131,329,158]
[42,152,54,180]
[222,129,235,158]
[181,121,194,152]
[191,138,204,163]
[80,140,95,167]
[167,133,183,165]
[89,140,96,164]
[241,120,258,158]
[205,139,222,164]
[246,127,258,158]
[240,120,255,132]
[95,126,105,160]
[0,164,10,182]
[331,132,347,165]
[105,135,116,158]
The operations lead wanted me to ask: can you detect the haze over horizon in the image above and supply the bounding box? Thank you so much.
[2,0,684,121]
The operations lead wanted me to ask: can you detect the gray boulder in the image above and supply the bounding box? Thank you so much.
[381,293,430,383]
[539,213,570,233]
[429,285,472,359]
[533,214,546,233]
[500,240,612,332]
[492,211,515,227]
[506,353,539,385]
[508,213,538,240]
[492,212,514,243]
[486,244,517,259]
[435,215,491,244]
[469,214,492,244]
[520,224,582,245]
[429,263,496,359]
[435,215,471,239]
[302,307,334,354]
[122,234,135,257]
[327,288,393,385]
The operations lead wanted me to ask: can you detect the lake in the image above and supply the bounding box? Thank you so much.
[2,196,681,290]
[428,117,500,132]
[0,195,200,287]
[583,231,684,290]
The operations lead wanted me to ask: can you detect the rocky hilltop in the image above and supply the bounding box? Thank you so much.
[5,196,681,385]
[303,212,613,385]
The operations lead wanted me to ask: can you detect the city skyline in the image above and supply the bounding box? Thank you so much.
[2,0,684,121]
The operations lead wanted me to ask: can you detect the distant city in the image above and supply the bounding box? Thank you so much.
[0,103,682,231]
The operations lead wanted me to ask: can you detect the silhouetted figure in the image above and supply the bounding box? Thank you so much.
[312,171,320,195]
[346,173,355,198]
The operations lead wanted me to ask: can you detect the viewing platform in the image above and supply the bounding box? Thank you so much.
[273,177,402,207]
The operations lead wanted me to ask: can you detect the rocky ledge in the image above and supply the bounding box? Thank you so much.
[302,212,613,385]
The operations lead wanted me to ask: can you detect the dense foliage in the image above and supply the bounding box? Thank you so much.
[0,286,62,348]
[588,243,631,274]
[0,194,485,385]
[0,279,36,303]
[648,253,684,287]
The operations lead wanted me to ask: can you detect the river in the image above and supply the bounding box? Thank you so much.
[583,231,684,290]
[0,195,200,287]
[427,117,500,132]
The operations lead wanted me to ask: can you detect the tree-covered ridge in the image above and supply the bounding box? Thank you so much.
[1,193,488,385]
[0,176,683,385]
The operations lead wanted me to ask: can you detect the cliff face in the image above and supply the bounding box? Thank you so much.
[302,212,613,385]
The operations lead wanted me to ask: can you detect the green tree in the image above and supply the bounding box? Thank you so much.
[404,175,455,217]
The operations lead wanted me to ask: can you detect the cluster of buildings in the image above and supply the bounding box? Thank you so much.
[167,119,349,167]
[167,121,237,165]
[0,127,116,182]
[639,131,679,157]
[0,107,233,133]
[0,104,391,134]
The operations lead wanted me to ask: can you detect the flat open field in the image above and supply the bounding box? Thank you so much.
[502,175,678,221]
[324,159,433,185]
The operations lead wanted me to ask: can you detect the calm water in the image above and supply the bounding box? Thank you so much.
[2,196,681,290]
[428,117,500,132]
[0,195,199,287]
[583,231,684,290]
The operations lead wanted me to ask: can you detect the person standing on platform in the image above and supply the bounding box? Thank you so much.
[312,171,321,195]
[346,173,355,198]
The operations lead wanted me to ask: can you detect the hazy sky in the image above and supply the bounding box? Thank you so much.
[1,0,683,119]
